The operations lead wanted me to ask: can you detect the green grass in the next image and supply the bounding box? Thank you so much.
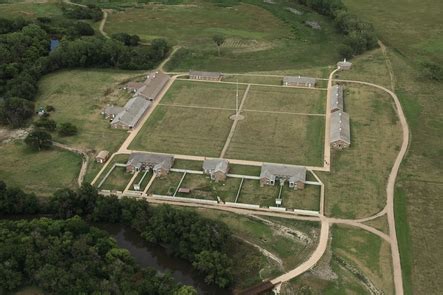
[147,172,183,195]
[161,80,246,109]
[100,166,133,191]
[172,159,203,171]
[321,85,402,218]
[281,185,320,211]
[103,0,343,72]
[243,85,326,114]
[331,225,394,293]
[228,164,261,176]
[95,154,129,187]
[128,170,153,191]
[0,141,81,196]
[225,112,325,165]
[36,69,144,152]
[0,1,62,19]
[175,173,242,201]
[237,180,278,207]
[129,105,233,157]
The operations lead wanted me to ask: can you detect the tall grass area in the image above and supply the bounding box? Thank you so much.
[343,0,443,293]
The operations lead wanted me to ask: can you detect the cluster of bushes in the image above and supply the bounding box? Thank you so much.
[112,32,141,46]
[62,4,103,21]
[296,0,378,57]
[0,182,235,288]
[0,17,170,128]
[0,217,194,294]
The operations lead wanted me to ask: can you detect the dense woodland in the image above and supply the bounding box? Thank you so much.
[0,15,170,128]
[0,181,235,292]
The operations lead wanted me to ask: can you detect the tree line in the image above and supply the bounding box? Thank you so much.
[0,181,235,290]
[0,217,196,294]
[295,0,378,58]
[0,16,170,128]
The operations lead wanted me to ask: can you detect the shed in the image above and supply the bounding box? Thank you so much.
[178,188,191,194]
[337,59,352,70]
[96,150,110,163]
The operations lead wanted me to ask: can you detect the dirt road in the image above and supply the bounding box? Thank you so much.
[53,142,89,187]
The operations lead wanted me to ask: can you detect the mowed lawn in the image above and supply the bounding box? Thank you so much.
[129,105,233,157]
[243,85,326,114]
[320,85,402,218]
[281,185,320,211]
[36,69,144,152]
[0,142,81,196]
[161,80,247,109]
[225,112,325,165]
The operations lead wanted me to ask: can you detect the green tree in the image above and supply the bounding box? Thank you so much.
[0,97,34,128]
[58,122,78,136]
[24,130,52,151]
[212,34,225,56]
[193,250,233,288]
[34,117,57,131]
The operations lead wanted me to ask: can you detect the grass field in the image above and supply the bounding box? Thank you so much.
[281,185,320,211]
[95,154,129,188]
[0,141,81,196]
[129,105,233,157]
[147,172,183,196]
[103,0,343,72]
[238,180,278,207]
[0,0,62,19]
[100,166,133,191]
[36,69,144,152]
[161,80,247,109]
[243,85,326,114]
[320,85,402,218]
[225,112,324,165]
[175,173,242,201]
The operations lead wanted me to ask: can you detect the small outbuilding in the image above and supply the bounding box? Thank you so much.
[189,70,223,81]
[203,158,229,182]
[96,150,110,164]
[337,59,352,70]
[260,164,306,190]
[329,85,344,113]
[330,111,351,149]
[283,76,317,87]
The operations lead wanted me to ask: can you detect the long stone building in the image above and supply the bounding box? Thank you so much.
[110,96,151,129]
[330,111,351,149]
[126,152,174,176]
[189,70,223,81]
[283,76,317,87]
[330,85,344,113]
[203,158,229,182]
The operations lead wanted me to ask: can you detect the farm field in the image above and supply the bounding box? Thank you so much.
[35,69,145,152]
[225,112,324,166]
[320,85,402,219]
[103,0,343,72]
[0,141,81,196]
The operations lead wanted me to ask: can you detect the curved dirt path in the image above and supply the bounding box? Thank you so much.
[334,78,409,295]
[53,142,90,187]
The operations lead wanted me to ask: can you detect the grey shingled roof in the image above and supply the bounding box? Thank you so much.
[283,75,317,85]
[135,71,170,100]
[260,164,306,183]
[330,111,350,144]
[111,96,151,128]
[189,70,223,79]
[329,85,344,111]
[103,105,124,117]
[127,152,174,171]
[203,159,229,173]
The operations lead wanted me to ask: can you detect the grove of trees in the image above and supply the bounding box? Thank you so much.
[0,181,235,290]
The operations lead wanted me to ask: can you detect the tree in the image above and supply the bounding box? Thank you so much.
[0,97,34,128]
[24,130,52,151]
[193,251,233,288]
[421,62,443,81]
[58,122,78,136]
[212,34,225,56]
[34,117,57,131]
